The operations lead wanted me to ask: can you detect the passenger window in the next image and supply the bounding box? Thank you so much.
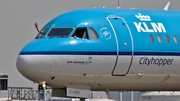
[158,34,162,43]
[150,34,154,43]
[166,35,170,43]
[89,28,98,40]
[174,35,178,43]
[72,28,88,39]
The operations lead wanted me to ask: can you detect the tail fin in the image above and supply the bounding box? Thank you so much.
[164,2,170,11]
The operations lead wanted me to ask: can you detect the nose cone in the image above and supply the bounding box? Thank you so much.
[16,42,52,82]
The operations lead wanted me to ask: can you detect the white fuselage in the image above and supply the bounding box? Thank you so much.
[16,54,180,91]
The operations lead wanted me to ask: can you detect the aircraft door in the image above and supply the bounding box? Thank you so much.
[107,16,134,76]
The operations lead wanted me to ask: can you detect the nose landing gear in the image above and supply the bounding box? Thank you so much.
[38,83,47,101]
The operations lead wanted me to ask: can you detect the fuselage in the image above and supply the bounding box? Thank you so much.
[16,8,180,91]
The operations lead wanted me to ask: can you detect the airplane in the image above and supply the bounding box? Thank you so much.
[16,2,180,100]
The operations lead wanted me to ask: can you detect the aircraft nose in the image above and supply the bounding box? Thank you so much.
[16,45,52,81]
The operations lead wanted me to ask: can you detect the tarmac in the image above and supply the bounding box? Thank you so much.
[0,98,116,101]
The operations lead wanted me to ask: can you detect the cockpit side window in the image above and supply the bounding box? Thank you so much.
[35,28,49,39]
[89,27,98,40]
[72,28,88,39]
[47,28,73,38]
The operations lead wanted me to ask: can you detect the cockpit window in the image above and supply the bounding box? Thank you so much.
[47,28,73,38]
[72,28,88,39]
[72,27,99,40]
[89,27,98,40]
[35,28,49,39]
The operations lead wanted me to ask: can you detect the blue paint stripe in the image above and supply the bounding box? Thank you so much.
[134,52,180,56]
[19,51,180,56]
[20,51,117,55]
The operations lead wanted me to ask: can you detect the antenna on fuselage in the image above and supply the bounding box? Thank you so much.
[118,0,121,8]
[164,2,170,11]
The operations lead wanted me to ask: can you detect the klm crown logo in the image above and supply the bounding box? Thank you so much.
[135,13,151,21]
